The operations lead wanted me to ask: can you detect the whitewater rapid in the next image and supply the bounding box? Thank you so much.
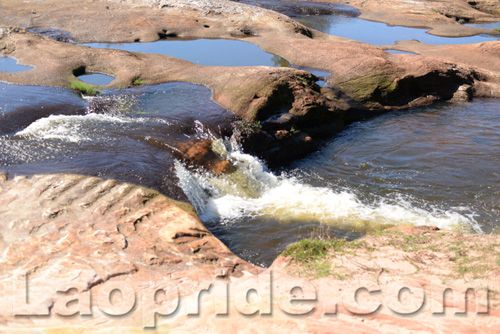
[175,139,481,233]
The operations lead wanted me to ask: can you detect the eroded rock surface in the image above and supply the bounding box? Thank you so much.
[1,0,499,117]
[0,173,256,329]
[1,22,499,166]
[268,226,500,334]
[1,181,499,333]
[0,0,313,42]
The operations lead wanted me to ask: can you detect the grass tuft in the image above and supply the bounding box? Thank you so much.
[282,238,335,262]
[132,77,145,86]
[70,80,101,96]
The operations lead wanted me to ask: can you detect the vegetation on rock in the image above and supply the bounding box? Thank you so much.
[132,77,145,86]
[70,80,101,96]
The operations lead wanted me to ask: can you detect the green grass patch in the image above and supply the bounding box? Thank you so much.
[282,238,336,262]
[70,80,101,96]
[312,260,331,278]
[456,263,492,278]
[493,28,500,32]
[282,235,360,279]
[383,232,431,252]
[295,260,350,280]
[132,77,145,86]
[282,237,362,263]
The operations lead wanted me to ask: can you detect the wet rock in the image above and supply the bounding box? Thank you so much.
[240,128,318,166]
[177,140,236,175]
[275,129,291,140]
[451,84,473,102]
[146,137,236,175]
[335,57,480,109]
[26,28,77,43]
[261,113,296,131]
[0,170,7,182]
[265,131,318,165]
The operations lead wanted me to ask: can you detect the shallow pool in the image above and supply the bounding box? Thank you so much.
[297,15,500,45]
[0,57,32,72]
[78,73,115,86]
[82,39,288,67]
[82,38,330,80]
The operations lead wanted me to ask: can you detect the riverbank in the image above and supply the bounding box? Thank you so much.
[1,174,500,333]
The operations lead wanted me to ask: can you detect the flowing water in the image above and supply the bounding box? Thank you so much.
[0,82,235,200]
[2,82,499,268]
[173,100,500,266]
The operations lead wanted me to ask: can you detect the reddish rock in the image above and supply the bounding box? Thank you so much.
[1,174,499,333]
[177,140,236,175]
[145,137,235,175]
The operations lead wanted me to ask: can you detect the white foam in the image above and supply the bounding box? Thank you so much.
[15,113,140,142]
[175,140,481,233]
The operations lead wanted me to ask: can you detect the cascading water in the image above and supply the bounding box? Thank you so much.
[2,83,497,268]
[174,131,482,267]
[175,138,478,232]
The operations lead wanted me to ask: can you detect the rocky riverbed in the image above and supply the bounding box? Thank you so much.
[1,0,500,332]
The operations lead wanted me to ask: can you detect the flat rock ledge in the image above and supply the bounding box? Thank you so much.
[0,173,256,329]
[1,175,500,333]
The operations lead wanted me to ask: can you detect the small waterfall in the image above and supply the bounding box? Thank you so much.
[175,138,481,233]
